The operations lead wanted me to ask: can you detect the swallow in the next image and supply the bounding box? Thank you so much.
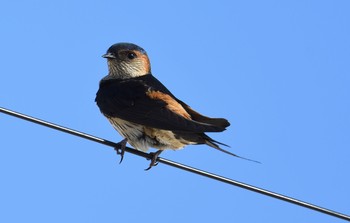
[96,42,255,170]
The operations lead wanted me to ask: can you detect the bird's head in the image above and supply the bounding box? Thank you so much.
[102,43,151,79]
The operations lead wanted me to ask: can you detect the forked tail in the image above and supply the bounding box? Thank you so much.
[205,138,260,163]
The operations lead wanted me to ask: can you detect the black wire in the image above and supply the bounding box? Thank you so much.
[1,106,349,222]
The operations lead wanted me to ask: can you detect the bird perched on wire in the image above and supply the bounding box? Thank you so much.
[96,42,253,170]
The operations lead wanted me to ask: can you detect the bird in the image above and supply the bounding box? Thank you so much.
[95,42,255,170]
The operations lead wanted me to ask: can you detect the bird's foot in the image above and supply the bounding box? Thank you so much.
[114,138,128,164]
[145,150,163,171]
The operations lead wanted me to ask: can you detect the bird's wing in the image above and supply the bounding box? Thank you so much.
[95,75,227,133]
[136,74,230,128]
[178,101,230,128]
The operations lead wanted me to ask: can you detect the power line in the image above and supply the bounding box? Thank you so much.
[1,106,349,222]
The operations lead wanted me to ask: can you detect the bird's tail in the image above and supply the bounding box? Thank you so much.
[205,138,260,163]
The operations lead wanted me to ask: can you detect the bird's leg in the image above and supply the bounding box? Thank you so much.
[145,150,163,171]
[114,138,128,164]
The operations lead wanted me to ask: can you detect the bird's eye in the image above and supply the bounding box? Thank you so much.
[127,52,137,60]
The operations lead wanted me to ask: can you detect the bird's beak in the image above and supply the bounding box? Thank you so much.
[102,53,116,59]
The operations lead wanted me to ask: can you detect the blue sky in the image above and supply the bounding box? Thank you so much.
[1,1,349,222]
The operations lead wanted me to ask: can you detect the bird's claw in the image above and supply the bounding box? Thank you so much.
[114,138,128,164]
[145,150,163,171]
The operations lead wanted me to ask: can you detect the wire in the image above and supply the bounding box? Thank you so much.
[1,106,349,222]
